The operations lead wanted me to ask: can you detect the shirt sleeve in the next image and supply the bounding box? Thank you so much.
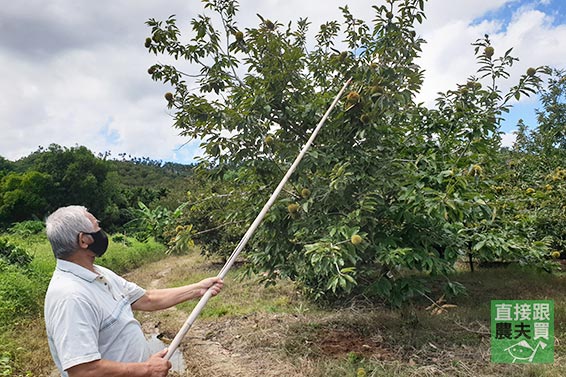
[122,278,146,304]
[49,296,102,371]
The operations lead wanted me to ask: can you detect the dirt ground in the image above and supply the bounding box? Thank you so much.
[125,255,303,377]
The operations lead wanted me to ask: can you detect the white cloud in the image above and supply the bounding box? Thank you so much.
[417,1,566,115]
[501,130,518,147]
[420,0,513,31]
[415,18,503,105]
[0,0,565,163]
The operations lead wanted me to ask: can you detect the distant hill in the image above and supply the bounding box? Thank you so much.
[108,158,196,210]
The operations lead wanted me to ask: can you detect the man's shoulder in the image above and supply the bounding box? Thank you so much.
[45,269,93,303]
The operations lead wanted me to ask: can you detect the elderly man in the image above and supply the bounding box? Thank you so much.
[44,205,223,377]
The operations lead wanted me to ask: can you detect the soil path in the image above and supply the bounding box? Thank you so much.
[124,254,287,377]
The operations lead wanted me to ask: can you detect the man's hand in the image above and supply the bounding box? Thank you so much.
[145,349,171,377]
[66,349,171,377]
[194,277,224,297]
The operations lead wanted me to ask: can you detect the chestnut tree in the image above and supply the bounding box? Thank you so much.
[146,0,547,304]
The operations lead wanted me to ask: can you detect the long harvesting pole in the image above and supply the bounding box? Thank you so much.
[165,77,352,360]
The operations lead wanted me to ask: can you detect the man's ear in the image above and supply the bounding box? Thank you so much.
[78,232,90,249]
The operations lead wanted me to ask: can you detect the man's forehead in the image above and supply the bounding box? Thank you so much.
[85,212,98,223]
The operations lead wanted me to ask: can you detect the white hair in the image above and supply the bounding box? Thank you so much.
[45,205,95,259]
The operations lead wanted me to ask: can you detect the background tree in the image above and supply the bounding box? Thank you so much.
[30,144,116,221]
[0,145,118,227]
[0,157,14,179]
[535,69,566,151]
[0,171,52,225]
[0,146,196,232]
[491,70,566,260]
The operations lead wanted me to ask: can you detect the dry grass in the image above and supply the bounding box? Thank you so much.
[132,254,565,377]
[10,252,566,377]
[0,316,53,377]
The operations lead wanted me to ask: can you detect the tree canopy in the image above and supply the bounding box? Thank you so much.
[145,0,558,304]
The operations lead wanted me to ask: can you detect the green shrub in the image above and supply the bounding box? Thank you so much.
[8,220,45,237]
[111,233,132,247]
[97,237,164,274]
[0,238,32,268]
[0,268,41,326]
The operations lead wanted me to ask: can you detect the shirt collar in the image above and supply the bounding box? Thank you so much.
[56,259,99,283]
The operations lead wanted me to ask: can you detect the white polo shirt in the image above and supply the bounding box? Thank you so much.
[44,259,150,376]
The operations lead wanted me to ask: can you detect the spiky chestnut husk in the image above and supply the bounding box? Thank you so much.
[346,91,361,103]
[369,85,384,95]
[265,20,275,30]
[484,46,494,58]
[470,164,483,176]
[264,135,274,145]
[301,188,311,199]
[235,31,244,41]
[144,38,152,48]
[164,92,174,102]
[527,67,536,77]
[287,203,300,214]
[351,234,363,245]
[360,114,370,124]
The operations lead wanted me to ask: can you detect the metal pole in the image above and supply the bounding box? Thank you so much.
[165,77,352,360]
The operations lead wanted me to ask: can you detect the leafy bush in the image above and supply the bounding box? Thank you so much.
[0,352,13,377]
[97,237,165,274]
[0,238,32,268]
[129,201,177,242]
[8,220,45,238]
[111,233,132,247]
[0,267,41,326]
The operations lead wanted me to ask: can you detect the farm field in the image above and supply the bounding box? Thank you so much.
[4,242,563,377]
[121,254,566,377]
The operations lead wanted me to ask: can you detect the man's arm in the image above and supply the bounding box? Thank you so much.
[131,277,223,312]
[67,349,170,377]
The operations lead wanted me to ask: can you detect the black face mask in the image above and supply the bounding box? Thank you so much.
[83,229,109,257]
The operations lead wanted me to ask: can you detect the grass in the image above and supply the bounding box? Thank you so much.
[175,272,302,319]
[118,252,566,377]
[123,249,309,320]
[23,234,166,275]
[2,241,565,376]
[0,318,53,377]
[165,259,566,377]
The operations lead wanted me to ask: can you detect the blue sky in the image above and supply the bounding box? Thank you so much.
[0,0,565,164]
[476,0,566,26]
